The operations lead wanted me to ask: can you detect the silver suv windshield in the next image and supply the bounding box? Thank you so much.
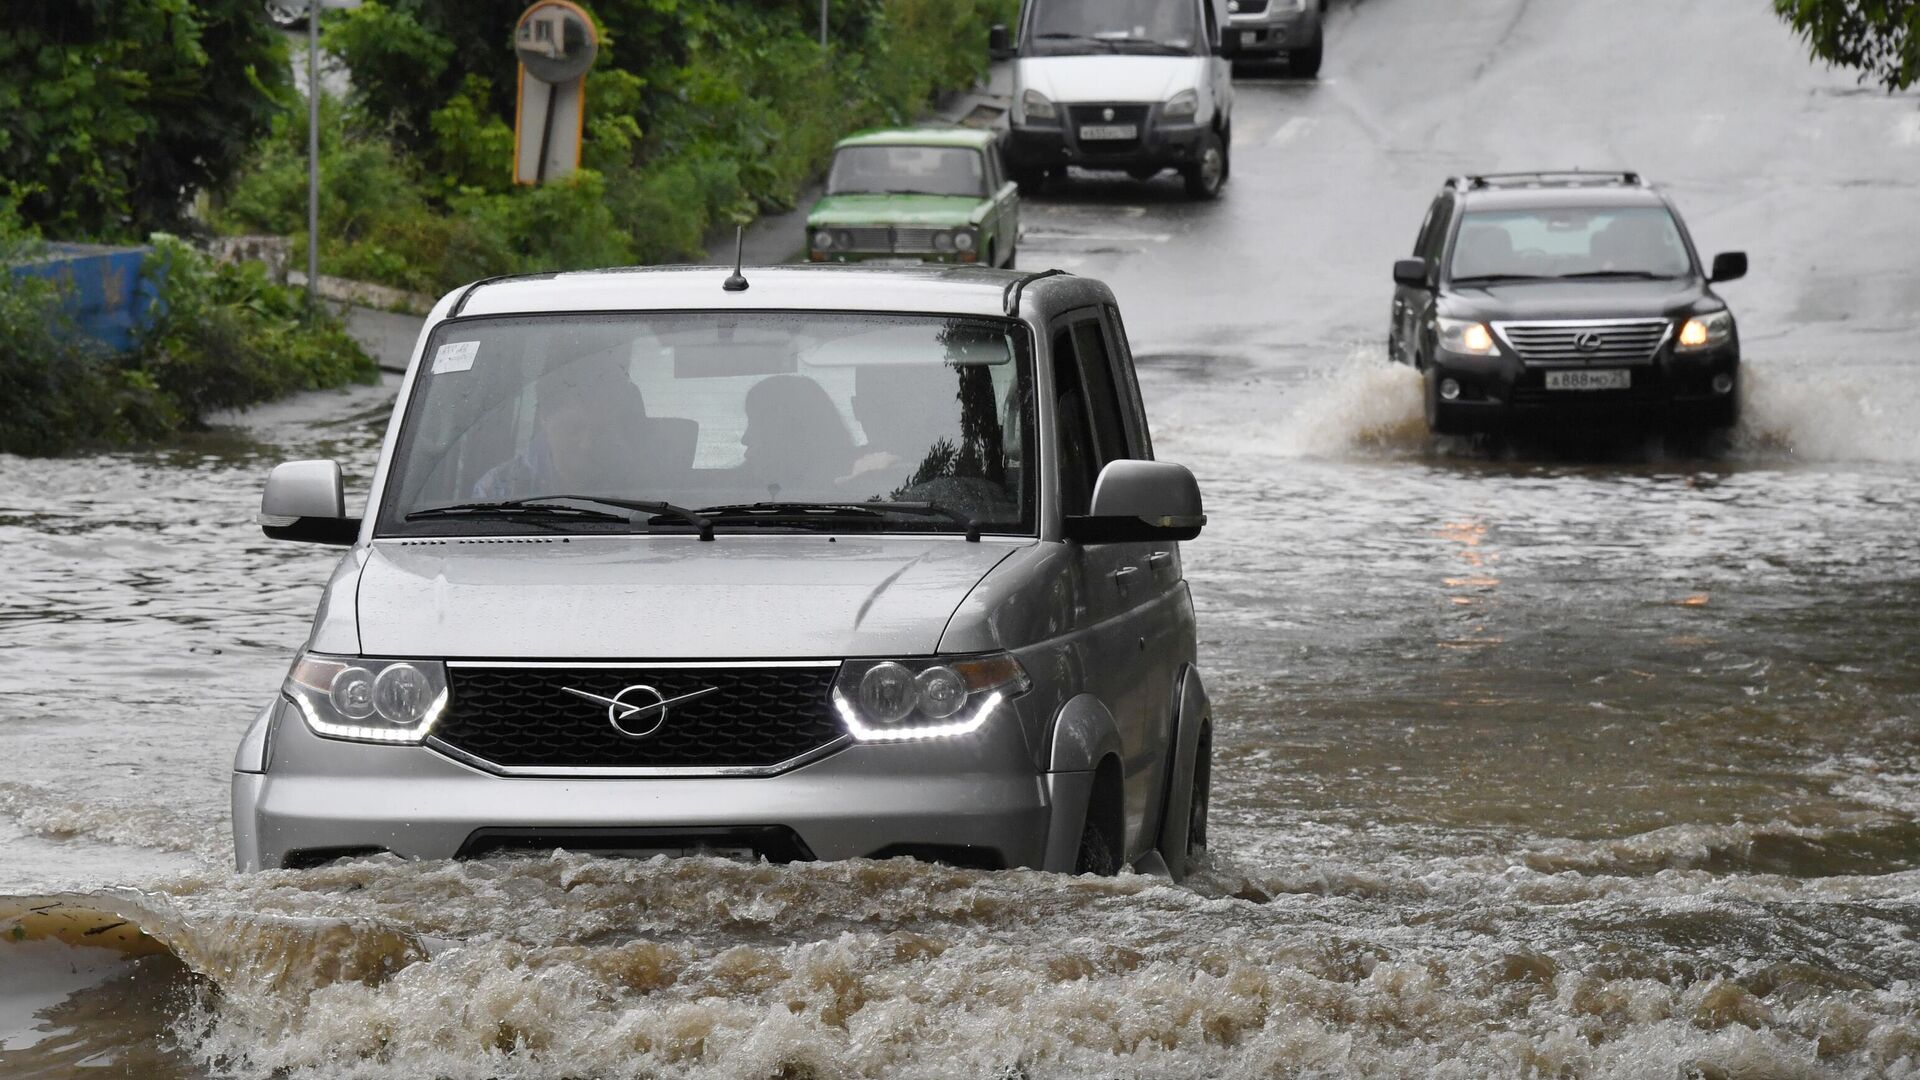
[378,312,1034,537]
[1029,0,1199,54]
[1450,206,1694,282]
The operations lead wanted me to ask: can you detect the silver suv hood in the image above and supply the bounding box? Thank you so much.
[352,536,1019,659]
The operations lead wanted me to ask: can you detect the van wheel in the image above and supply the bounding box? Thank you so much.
[1002,245,1017,269]
[1183,131,1226,200]
[1012,167,1046,193]
[1291,34,1324,78]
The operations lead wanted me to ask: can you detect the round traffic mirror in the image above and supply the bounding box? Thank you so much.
[515,1,598,84]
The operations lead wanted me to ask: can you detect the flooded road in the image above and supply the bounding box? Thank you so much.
[5,0,1920,1076]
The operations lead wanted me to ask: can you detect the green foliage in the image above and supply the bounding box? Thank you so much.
[220,0,1008,293]
[0,203,375,457]
[1775,0,1920,91]
[0,0,292,239]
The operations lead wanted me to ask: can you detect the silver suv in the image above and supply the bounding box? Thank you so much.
[234,265,1214,880]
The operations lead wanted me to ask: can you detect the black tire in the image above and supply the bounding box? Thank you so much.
[1290,33,1324,78]
[1220,122,1233,181]
[1186,730,1211,861]
[1011,167,1046,193]
[1074,813,1118,876]
[1182,130,1227,200]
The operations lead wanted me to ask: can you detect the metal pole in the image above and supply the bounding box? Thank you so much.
[820,0,828,49]
[306,0,320,317]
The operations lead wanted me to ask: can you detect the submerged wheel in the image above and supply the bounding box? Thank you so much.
[1183,130,1227,200]
[1074,814,1118,876]
[1187,730,1212,860]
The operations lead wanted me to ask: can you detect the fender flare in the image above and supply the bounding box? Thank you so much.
[1154,664,1212,881]
[1041,694,1124,871]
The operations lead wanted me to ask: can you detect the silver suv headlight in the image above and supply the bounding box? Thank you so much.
[832,654,1031,741]
[1163,89,1199,120]
[285,652,449,744]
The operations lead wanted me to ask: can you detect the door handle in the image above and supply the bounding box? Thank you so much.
[1112,566,1140,594]
[1147,552,1173,572]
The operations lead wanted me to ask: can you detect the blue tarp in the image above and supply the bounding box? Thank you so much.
[8,243,164,355]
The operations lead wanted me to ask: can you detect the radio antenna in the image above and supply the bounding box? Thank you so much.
[723,226,750,292]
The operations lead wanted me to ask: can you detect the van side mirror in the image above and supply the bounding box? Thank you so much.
[1393,258,1429,287]
[988,23,1014,60]
[1709,251,1747,283]
[1064,460,1206,543]
[260,459,360,545]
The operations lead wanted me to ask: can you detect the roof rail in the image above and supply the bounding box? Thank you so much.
[1449,170,1645,192]
[448,273,527,317]
[1002,268,1070,317]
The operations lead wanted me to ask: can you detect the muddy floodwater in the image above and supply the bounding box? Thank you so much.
[6,0,1920,1073]
[2,347,1916,1078]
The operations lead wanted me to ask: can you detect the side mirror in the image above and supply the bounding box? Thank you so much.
[988,24,1014,60]
[1064,460,1206,544]
[1393,257,1430,287]
[259,459,360,545]
[1709,251,1747,284]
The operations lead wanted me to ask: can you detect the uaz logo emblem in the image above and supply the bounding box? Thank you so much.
[561,683,718,738]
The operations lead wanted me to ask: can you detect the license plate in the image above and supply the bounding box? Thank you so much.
[865,257,927,267]
[1078,124,1137,141]
[1240,30,1259,47]
[1545,369,1631,391]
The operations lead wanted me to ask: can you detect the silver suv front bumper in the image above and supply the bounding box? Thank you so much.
[232,698,1070,872]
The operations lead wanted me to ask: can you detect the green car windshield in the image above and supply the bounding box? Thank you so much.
[827,146,987,199]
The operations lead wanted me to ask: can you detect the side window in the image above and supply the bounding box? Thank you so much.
[1102,304,1153,460]
[985,146,1003,191]
[1069,317,1129,470]
[1051,326,1099,517]
[1412,197,1440,256]
[1420,194,1455,268]
[1201,0,1219,48]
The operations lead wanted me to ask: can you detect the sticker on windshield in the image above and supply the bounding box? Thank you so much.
[430,340,479,374]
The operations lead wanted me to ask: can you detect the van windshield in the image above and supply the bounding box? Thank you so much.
[1028,0,1200,54]
[377,313,1035,537]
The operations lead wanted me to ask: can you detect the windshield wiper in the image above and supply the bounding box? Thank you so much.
[1108,38,1191,54]
[406,499,628,527]
[1553,270,1676,280]
[1449,273,1555,285]
[1032,31,1118,51]
[689,501,986,541]
[408,496,714,540]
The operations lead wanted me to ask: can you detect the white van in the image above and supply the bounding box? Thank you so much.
[992,0,1234,199]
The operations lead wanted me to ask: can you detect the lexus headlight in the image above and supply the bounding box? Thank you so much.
[1163,90,1199,120]
[1677,310,1733,351]
[1021,89,1057,123]
[1436,317,1497,355]
[832,654,1031,741]
[284,652,449,744]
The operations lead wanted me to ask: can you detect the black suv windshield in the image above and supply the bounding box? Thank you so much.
[1450,207,1693,282]
[1028,0,1199,55]
[827,145,986,198]
[379,313,1035,538]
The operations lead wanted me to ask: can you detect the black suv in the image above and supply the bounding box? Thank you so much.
[1388,172,1747,434]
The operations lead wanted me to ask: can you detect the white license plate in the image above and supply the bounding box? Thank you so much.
[1545,369,1631,391]
[1240,30,1259,47]
[1078,124,1138,141]
[865,257,927,267]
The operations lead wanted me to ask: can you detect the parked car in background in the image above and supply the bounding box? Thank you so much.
[807,128,1020,268]
[1389,171,1748,435]
[235,264,1214,882]
[1224,0,1325,77]
[994,0,1234,198]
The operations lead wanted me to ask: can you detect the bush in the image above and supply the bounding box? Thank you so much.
[0,206,376,456]
[217,0,1014,293]
[0,0,291,239]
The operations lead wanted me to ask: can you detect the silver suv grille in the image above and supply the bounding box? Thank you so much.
[1494,319,1672,366]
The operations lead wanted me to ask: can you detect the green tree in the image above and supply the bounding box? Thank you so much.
[0,0,292,238]
[1775,0,1920,91]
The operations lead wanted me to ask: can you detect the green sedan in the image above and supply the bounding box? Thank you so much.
[806,128,1020,269]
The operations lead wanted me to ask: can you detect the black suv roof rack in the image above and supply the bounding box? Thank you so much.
[1448,170,1646,192]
